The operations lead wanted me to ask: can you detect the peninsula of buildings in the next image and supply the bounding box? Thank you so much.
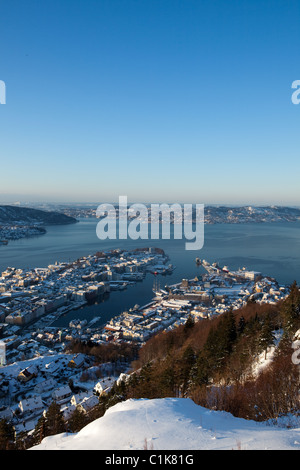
[0,205,77,243]
[0,247,289,437]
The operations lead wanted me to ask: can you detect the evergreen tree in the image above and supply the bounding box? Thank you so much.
[258,314,275,359]
[184,314,195,332]
[159,365,177,397]
[45,401,65,436]
[68,407,87,433]
[193,351,211,385]
[281,281,300,336]
[198,309,238,378]
[242,312,262,357]
[15,430,32,450]
[215,309,236,360]
[32,413,49,445]
[0,418,15,450]
[237,315,246,336]
[179,345,196,396]
[224,308,237,350]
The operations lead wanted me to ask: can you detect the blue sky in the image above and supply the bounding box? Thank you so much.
[0,0,299,205]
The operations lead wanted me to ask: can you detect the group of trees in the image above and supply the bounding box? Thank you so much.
[0,401,68,450]
[116,282,300,421]
[0,392,113,450]
[66,339,140,366]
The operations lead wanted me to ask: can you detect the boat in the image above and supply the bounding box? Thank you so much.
[89,316,101,326]
[0,240,8,245]
[166,264,175,273]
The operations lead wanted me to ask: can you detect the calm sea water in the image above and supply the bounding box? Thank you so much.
[1,218,300,327]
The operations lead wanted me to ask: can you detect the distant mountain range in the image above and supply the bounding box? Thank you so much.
[58,204,300,224]
[1,204,300,226]
[0,205,77,226]
[203,205,300,224]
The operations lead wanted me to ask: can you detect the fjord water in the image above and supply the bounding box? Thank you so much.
[1,218,300,327]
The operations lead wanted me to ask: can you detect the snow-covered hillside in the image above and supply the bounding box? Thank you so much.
[30,398,300,450]
[0,205,77,225]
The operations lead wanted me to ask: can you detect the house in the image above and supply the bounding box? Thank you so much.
[19,396,44,416]
[17,365,38,383]
[34,377,57,395]
[94,377,115,396]
[60,404,76,421]
[52,385,72,403]
[0,406,13,421]
[44,360,62,376]
[70,392,87,407]
[67,353,85,369]
[77,395,99,414]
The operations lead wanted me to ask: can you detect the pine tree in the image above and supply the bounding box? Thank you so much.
[159,365,177,397]
[258,314,275,359]
[68,407,87,433]
[193,351,211,386]
[281,281,300,336]
[223,308,237,351]
[180,345,196,396]
[0,418,15,450]
[237,315,246,336]
[184,314,195,332]
[32,413,49,445]
[45,401,65,436]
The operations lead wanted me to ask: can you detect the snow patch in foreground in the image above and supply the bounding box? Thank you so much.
[30,398,300,450]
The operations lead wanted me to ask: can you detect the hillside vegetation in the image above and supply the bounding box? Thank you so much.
[3,283,299,450]
[118,282,300,422]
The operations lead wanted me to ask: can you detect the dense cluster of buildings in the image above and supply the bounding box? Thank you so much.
[98,259,288,343]
[0,225,46,243]
[0,249,290,439]
[0,248,171,326]
[0,351,120,435]
[0,248,172,363]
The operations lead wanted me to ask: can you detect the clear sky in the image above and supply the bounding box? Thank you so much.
[0,0,299,205]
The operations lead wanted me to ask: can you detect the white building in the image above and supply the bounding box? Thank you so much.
[77,395,99,414]
[19,396,44,416]
[52,385,72,403]
[0,341,6,366]
[94,377,116,396]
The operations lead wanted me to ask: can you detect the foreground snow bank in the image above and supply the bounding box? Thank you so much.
[30,398,300,450]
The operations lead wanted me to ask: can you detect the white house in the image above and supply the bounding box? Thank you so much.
[19,396,44,416]
[94,377,115,396]
[70,392,87,406]
[77,395,99,414]
[34,377,57,395]
[52,385,72,403]
[60,404,76,421]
